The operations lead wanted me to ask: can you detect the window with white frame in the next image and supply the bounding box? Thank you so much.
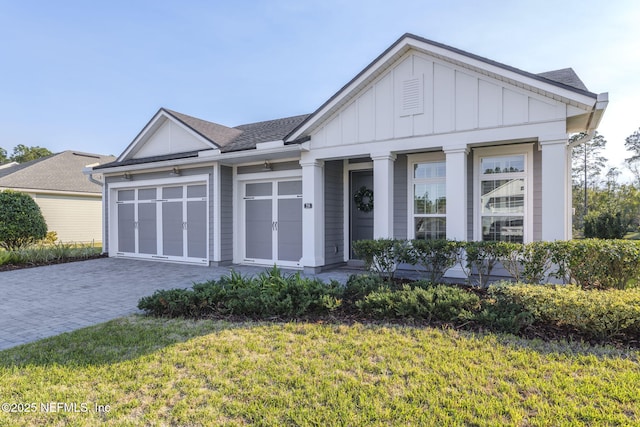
[478,154,526,243]
[410,155,446,240]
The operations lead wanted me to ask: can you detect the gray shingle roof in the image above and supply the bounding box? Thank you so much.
[0,151,116,194]
[163,108,242,147]
[222,114,310,152]
[536,68,589,92]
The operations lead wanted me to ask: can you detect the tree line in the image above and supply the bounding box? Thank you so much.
[572,128,640,238]
[0,145,53,164]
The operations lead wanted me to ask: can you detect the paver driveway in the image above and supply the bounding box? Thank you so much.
[0,258,357,351]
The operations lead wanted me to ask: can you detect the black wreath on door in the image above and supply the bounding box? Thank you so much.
[353,186,374,212]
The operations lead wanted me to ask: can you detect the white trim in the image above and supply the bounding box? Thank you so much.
[473,143,534,243]
[406,152,446,240]
[212,164,222,262]
[108,173,210,189]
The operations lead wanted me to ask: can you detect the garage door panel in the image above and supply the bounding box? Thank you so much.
[187,200,207,258]
[138,203,157,255]
[117,204,135,253]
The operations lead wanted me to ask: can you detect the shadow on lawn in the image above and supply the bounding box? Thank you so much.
[0,315,636,368]
[0,315,252,368]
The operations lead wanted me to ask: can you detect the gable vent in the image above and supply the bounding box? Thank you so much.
[401,76,424,116]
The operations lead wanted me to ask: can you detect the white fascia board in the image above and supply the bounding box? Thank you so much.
[198,149,222,158]
[256,140,285,150]
[101,144,305,175]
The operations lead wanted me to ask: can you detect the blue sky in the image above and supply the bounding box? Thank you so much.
[1,0,638,174]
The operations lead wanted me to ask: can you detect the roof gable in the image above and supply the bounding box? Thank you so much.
[286,33,600,142]
[0,151,115,194]
[117,108,238,162]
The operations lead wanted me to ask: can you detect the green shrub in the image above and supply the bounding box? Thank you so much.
[137,288,199,318]
[519,241,554,284]
[494,283,640,340]
[138,266,343,319]
[406,239,461,283]
[461,241,514,287]
[584,211,626,239]
[563,239,640,289]
[356,284,480,322]
[475,285,535,334]
[0,250,26,266]
[352,239,406,281]
[342,274,389,304]
[0,190,48,250]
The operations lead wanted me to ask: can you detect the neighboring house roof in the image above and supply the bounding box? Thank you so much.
[536,68,589,92]
[0,151,116,194]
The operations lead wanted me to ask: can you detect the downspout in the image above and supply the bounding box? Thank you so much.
[83,163,104,187]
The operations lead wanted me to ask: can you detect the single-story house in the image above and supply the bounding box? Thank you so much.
[0,150,115,243]
[87,33,607,272]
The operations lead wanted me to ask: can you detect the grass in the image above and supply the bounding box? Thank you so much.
[0,316,639,426]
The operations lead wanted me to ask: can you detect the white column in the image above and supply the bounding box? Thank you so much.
[300,157,325,271]
[212,163,221,262]
[444,146,468,241]
[371,152,396,239]
[540,138,570,240]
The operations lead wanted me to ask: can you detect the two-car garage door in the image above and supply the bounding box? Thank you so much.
[114,182,208,264]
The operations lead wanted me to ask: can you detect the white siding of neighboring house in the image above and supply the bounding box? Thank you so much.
[33,193,103,243]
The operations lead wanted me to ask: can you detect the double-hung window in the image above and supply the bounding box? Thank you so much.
[476,145,532,243]
[409,154,446,240]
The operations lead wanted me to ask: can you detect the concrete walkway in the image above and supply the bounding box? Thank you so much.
[0,258,360,351]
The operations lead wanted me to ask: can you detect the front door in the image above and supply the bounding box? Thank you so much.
[349,170,374,259]
[243,180,302,267]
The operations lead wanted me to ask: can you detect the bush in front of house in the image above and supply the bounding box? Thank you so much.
[138,266,343,319]
[352,238,640,289]
[0,190,48,251]
[405,239,461,283]
[489,283,640,340]
[352,239,407,281]
[356,283,480,322]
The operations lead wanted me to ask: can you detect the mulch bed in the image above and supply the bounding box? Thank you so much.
[0,254,107,272]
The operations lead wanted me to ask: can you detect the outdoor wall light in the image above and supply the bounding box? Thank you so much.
[123,172,132,180]
[263,160,272,171]
[170,167,181,176]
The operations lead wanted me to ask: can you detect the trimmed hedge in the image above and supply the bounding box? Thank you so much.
[352,238,640,289]
[138,266,343,319]
[356,283,479,321]
[138,269,640,345]
[490,283,640,340]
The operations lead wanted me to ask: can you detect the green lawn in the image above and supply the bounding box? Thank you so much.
[0,316,638,426]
